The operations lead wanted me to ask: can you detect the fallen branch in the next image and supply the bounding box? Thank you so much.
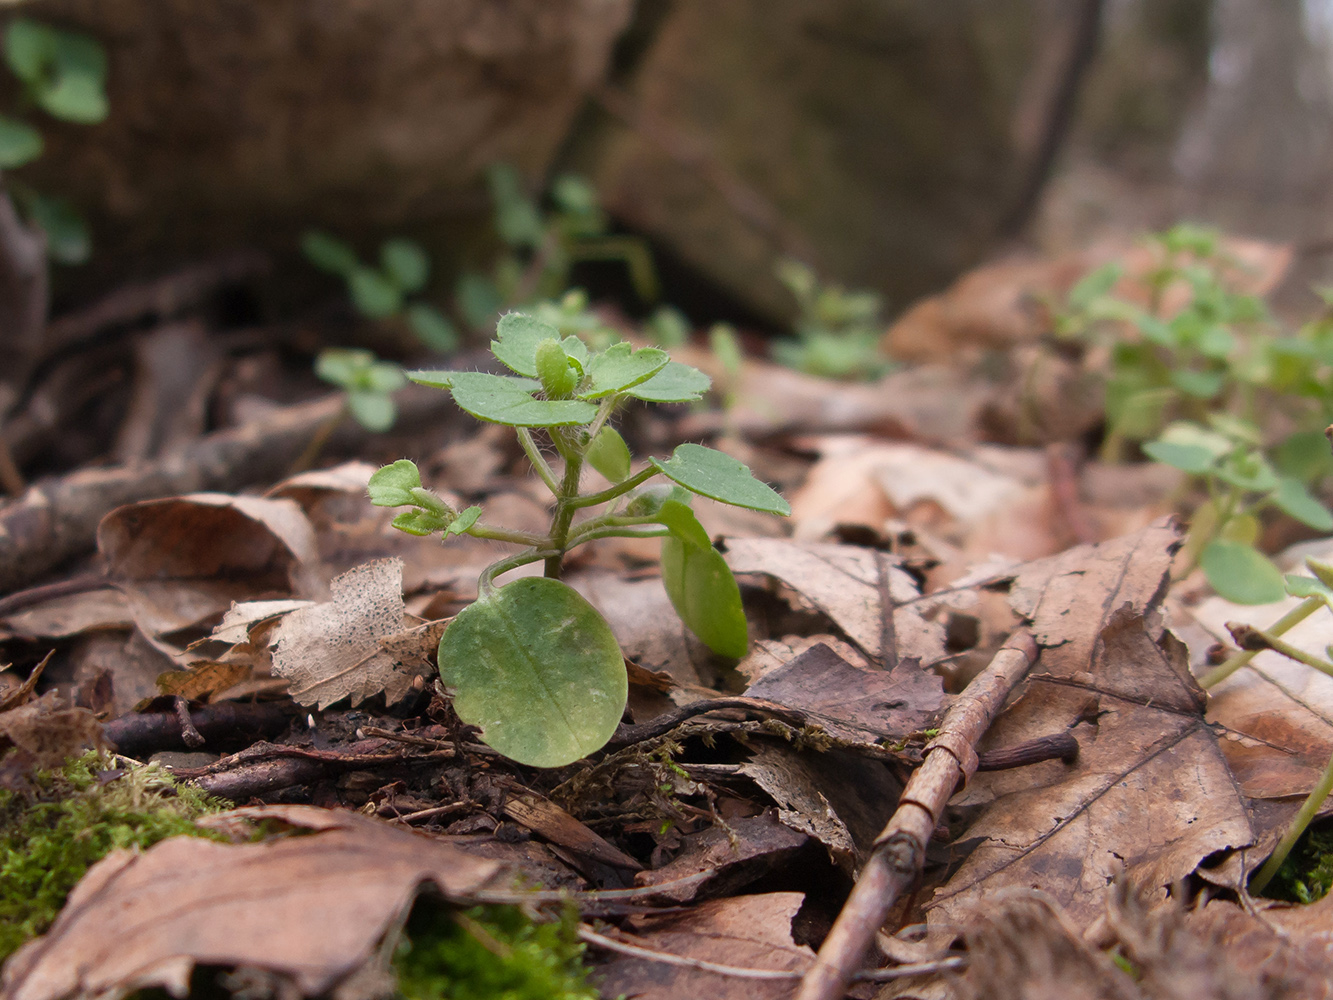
[795,629,1040,1000]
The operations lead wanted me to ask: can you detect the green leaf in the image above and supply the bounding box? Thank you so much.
[1273,477,1333,531]
[660,535,748,658]
[0,116,41,168]
[348,266,402,318]
[488,163,545,250]
[654,498,710,550]
[535,338,578,398]
[405,304,459,353]
[446,371,598,427]
[456,272,503,330]
[346,390,396,432]
[491,312,562,377]
[362,361,407,395]
[391,508,449,536]
[23,194,89,264]
[1141,440,1218,475]
[367,459,422,506]
[1067,262,1122,310]
[624,361,711,403]
[5,19,52,82]
[315,347,372,388]
[651,443,790,515]
[1170,369,1225,399]
[444,505,482,537]
[1274,430,1333,483]
[380,238,429,293]
[578,342,669,400]
[1200,539,1286,605]
[1285,573,1333,602]
[301,230,360,276]
[36,70,107,124]
[585,425,632,483]
[406,369,461,390]
[439,577,627,767]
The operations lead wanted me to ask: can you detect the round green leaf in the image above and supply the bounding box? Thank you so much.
[439,577,628,767]
[624,361,711,403]
[1200,539,1285,605]
[405,304,459,353]
[492,312,563,377]
[1285,573,1333,602]
[315,347,371,388]
[346,390,396,432]
[349,266,402,318]
[362,361,407,395]
[1273,477,1333,532]
[367,459,422,506]
[36,70,107,124]
[585,425,632,483]
[380,238,429,292]
[660,535,748,658]
[301,230,360,276]
[447,371,597,427]
[0,116,42,168]
[651,443,790,515]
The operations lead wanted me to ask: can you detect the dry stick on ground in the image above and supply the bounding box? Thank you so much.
[795,629,1041,1000]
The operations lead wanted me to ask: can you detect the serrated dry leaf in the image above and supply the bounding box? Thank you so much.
[271,558,433,709]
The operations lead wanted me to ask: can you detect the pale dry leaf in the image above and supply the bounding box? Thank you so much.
[0,805,505,1000]
[271,558,431,709]
[208,600,314,646]
[0,589,131,641]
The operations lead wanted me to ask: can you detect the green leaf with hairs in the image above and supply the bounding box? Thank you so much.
[651,443,790,515]
[660,535,748,658]
[623,362,710,403]
[578,342,669,400]
[367,460,421,507]
[445,371,597,427]
[491,312,562,377]
[585,425,631,483]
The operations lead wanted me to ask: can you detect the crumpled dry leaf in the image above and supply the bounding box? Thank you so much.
[0,588,131,642]
[271,558,434,709]
[930,523,1254,931]
[633,811,809,902]
[592,892,814,1000]
[0,804,506,1000]
[0,690,103,786]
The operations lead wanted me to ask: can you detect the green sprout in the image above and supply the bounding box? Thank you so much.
[315,347,407,433]
[772,258,892,380]
[302,230,460,353]
[368,311,789,768]
[0,17,109,264]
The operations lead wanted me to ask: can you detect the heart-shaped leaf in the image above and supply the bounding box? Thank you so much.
[660,535,748,658]
[586,426,632,483]
[445,371,598,427]
[439,577,628,767]
[578,342,669,400]
[1201,539,1285,605]
[651,444,790,515]
[368,460,421,507]
[491,312,562,377]
[623,361,710,403]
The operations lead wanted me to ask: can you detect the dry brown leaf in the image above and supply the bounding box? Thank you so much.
[592,892,814,1000]
[0,588,131,641]
[271,558,432,709]
[0,805,506,1000]
[0,690,103,785]
[929,523,1254,931]
[633,811,809,902]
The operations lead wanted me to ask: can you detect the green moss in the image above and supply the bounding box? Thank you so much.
[1268,822,1333,904]
[0,751,228,962]
[394,902,597,1000]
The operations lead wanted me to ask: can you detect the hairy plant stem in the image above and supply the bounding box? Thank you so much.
[1200,596,1324,688]
[516,427,560,495]
[545,427,584,579]
[567,466,657,510]
[1251,749,1333,895]
[478,549,558,594]
[1230,624,1333,680]
[466,523,546,547]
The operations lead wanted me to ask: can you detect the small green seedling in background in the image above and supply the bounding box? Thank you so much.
[302,230,460,353]
[455,164,658,332]
[0,17,109,264]
[369,312,789,768]
[315,347,407,433]
[1144,418,1333,604]
[772,258,892,380]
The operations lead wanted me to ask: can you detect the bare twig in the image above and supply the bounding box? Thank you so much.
[795,630,1039,1000]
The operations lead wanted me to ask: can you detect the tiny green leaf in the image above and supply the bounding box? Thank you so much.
[444,505,482,537]
[5,19,51,83]
[406,369,460,390]
[624,361,711,403]
[392,508,449,536]
[492,312,562,377]
[1200,539,1286,605]
[346,390,396,432]
[1273,477,1333,531]
[405,304,459,353]
[660,535,748,658]
[0,115,42,168]
[446,371,598,427]
[1140,440,1218,475]
[1309,558,1333,592]
[362,361,407,396]
[349,266,402,318]
[1285,573,1333,602]
[439,577,628,767]
[302,231,360,276]
[1067,262,1122,310]
[578,342,670,400]
[651,443,790,515]
[36,70,107,124]
[1170,369,1225,399]
[368,459,422,507]
[535,338,578,398]
[379,238,429,292]
[585,425,632,483]
[654,498,710,550]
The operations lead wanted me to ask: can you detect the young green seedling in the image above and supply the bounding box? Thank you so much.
[0,18,109,263]
[302,230,460,353]
[368,312,789,767]
[772,258,892,381]
[290,347,407,473]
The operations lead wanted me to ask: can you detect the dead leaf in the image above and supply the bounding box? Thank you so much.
[0,690,103,785]
[502,791,642,871]
[0,805,506,1000]
[592,892,814,1000]
[634,811,809,902]
[271,558,433,709]
[0,588,130,641]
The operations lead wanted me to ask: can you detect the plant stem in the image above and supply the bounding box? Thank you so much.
[286,402,346,476]
[1228,623,1333,680]
[545,430,585,579]
[1250,749,1333,895]
[585,397,618,444]
[515,427,560,496]
[478,548,557,594]
[566,525,670,546]
[567,466,658,510]
[1199,595,1325,689]
[465,522,547,547]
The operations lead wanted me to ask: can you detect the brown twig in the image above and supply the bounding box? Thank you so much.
[795,630,1039,1000]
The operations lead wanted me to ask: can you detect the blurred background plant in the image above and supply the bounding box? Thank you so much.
[771,258,892,380]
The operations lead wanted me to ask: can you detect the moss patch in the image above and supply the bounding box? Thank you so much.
[394,902,597,1000]
[1268,821,1333,904]
[0,752,228,962]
